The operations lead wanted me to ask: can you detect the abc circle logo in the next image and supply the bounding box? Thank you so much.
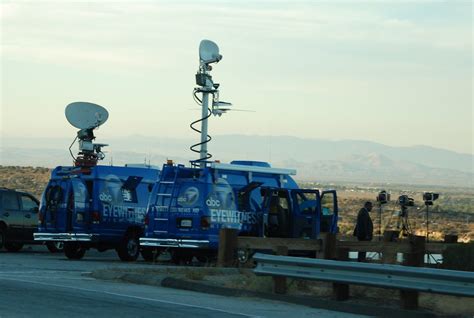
[99,192,112,202]
[206,198,221,207]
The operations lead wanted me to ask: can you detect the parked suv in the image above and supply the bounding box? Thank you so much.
[0,188,63,252]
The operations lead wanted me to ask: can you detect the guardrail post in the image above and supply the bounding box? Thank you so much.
[400,235,425,310]
[273,245,288,294]
[382,230,398,264]
[319,233,337,259]
[217,228,238,267]
[333,247,350,301]
[444,234,458,243]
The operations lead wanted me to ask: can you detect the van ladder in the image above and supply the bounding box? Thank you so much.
[154,167,180,235]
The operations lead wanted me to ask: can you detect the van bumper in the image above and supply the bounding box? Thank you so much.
[139,238,210,248]
[34,233,99,242]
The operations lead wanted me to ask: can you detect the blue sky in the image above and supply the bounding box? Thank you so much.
[1,0,472,154]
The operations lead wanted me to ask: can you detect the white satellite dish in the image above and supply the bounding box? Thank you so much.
[199,40,222,65]
[65,102,109,130]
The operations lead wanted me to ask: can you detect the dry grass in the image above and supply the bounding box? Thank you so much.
[0,166,51,198]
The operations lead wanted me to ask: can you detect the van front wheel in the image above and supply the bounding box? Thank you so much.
[46,242,64,253]
[141,247,162,262]
[0,228,5,249]
[4,242,23,252]
[117,232,139,262]
[64,242,86,260]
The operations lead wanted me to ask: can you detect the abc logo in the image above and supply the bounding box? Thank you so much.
[206,198,221,207]
[99,193,112,202]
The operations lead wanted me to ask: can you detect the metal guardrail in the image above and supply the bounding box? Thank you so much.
[253,253,474,297]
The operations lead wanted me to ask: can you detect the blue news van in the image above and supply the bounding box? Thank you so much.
[34,165,159,261]
[140,160,338,263]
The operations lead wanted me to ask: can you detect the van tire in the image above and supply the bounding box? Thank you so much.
[117,232,139,262]
[171,249,193,265]
[46,242,64,253]
[0,228,5,249]
[141,248,161,262]
[4,242,23,252]
[64,242,86,260]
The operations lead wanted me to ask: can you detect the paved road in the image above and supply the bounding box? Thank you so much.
[0,246,367,318]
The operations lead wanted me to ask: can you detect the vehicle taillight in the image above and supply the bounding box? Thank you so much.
[144,213,149,226]
[91,211,100,224]
[200,216,210,230]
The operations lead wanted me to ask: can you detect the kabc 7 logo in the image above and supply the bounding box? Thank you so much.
[206,198,221,207]
[99,192,112,202]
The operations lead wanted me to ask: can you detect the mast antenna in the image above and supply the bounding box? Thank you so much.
[189,40,232,168]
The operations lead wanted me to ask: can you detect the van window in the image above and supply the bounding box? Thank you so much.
[45,185,64,204]
[3,192,19,210]
[321,195,335,216]
[295,192,318,215]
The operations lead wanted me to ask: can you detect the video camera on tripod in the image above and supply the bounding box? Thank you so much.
[398,195,414,209]
[376,190,390,205]
[374,190,390,239]
[422,192,439,242]
[423,192,439,206]
[396,194,415,236]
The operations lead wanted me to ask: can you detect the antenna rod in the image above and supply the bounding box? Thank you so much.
[199,90,210,167]
[190,39,226,168]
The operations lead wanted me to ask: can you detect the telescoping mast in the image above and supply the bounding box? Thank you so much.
[190,40,233,167]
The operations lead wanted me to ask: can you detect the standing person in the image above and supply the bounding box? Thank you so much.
[353,201,374,262]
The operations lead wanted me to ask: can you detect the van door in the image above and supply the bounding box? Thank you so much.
[290,189,321,239]
[261,188,291,238]
[70,178,90,232]
[320,190,338,233]
[42,181,69,232]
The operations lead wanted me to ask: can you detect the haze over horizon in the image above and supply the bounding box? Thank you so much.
[1,1,472,155]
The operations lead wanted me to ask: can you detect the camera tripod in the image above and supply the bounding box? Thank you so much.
[383,205,411,237]
[425,204,431,243]
[377,203,383,241]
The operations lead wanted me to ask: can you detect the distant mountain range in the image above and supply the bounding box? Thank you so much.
[1,135,472,187]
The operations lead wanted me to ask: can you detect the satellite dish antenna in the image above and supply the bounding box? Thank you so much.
[65,101,109,130]
[64,101,109,167]
[199,40,222,65]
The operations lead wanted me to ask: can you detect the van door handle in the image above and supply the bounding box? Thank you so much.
[25,214,31,218]
[3,212,9,217]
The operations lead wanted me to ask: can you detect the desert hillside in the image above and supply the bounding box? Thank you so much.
[1,166,472,241]
[0,166,51,198]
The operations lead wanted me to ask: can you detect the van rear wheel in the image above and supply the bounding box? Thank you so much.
[64,242,86,260]
[46,242,64,253]
[4,242,23,252]
[117,232,139,262]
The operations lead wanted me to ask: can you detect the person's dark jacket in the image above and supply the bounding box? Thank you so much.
[353,208,373,241]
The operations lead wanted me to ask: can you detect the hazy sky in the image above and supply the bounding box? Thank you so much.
[1,1,472,154]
